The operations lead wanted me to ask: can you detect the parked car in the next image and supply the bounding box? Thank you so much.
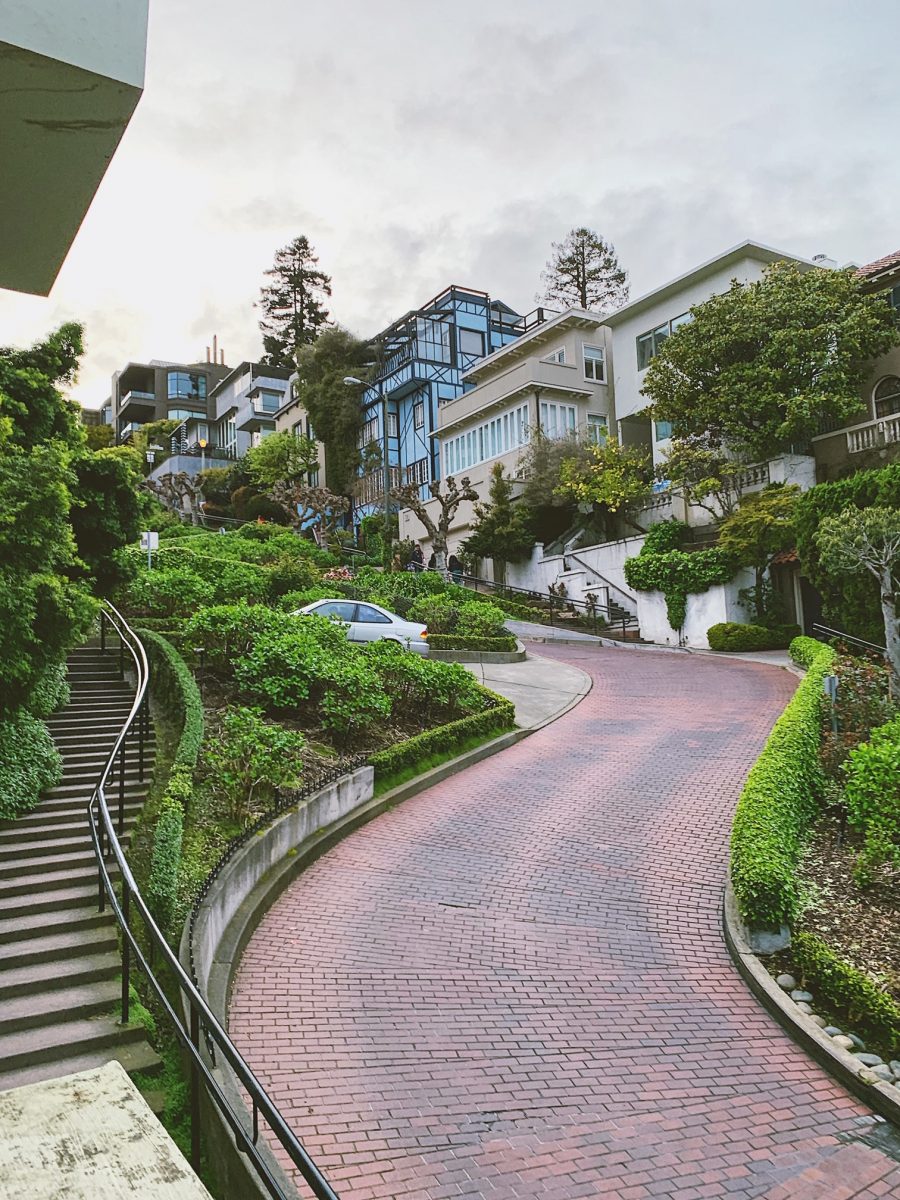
[294,598,429,654]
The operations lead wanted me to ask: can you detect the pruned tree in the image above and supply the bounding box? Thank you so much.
[815,506,900,681]
[716,484,800,624]
[539,227,629,313]
[270,481,350,538]
[143,472,207,526]
[391,475,478,576]
[258,236,332,368]
[462,463,535,584]
[246,429,319,488]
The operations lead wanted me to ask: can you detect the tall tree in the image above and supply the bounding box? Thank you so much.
[657,433,752,522]
[462,463,535,583]
[246,429,320,488]
[642,261,899,464]
[293,327,374,494]
[539,227,629,313]
[815,506,900,681]
[258,236,332,368]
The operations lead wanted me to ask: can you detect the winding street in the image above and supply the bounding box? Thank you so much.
[230,642,900,1199]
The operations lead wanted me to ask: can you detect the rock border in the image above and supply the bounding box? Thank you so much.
[723,878,900,1127]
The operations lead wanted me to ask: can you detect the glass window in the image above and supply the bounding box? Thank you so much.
[167,408,199,422]
[355,604,392,624]
[544,347,566,364]
[888,285,900,312]
[636,332,654,370]
[587,414,607,444]
[414,402,425,429]
[167,371,206,402]
[874,376,900,418]
[387,412,398,437]
[670,311,692,332]
[654,420,673,441]
[458,328,484,357]
[583,345,605,382]
[312,601,356,621]
[257,390,281,413]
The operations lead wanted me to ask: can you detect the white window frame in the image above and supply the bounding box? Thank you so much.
[413,401,425,429]
[587,414,607,444]
[539,401,577,439]
[543,346,566,365]
[387,412,398,437]
[583,345,606,383]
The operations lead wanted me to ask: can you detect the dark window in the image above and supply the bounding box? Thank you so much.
[874,376,900,418]
[167,371,206,402]
[355,604,392,624]
[458,328,485,357]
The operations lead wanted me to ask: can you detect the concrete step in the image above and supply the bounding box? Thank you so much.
[0,846,118,881]
[0,864,111,900]
[0,881,101,918]
[40,765,151,790]
[41,779,148,802]
[0,1013,146,1074]
[0,821,137,860]
[12,798,144,830]
[0,906,112,947]
[0,978,121,1037]
[0,1037,162,1093]
[0,953,119,1002]
[2,923,117,971]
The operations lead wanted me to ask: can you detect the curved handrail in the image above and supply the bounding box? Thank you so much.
[87,601,340,1200]
[812,623,887,656]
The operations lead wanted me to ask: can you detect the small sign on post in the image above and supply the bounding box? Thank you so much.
[823,673,839,736]
[140,530,159,570]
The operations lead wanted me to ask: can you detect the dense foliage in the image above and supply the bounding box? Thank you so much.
[844,716,900,881]
[624,544,733,630]
[729,638,835,928]
[707,622,800,652]
[69,446,144,594]
[370,691,515,782]
[258,235,331,368]
[462,463,535,572]
[643,261,898,462]
[716,485,799,623]
[0,709,62,820]
[793,931,900,1050]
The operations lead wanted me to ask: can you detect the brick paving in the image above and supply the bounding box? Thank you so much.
[230,644,900,1199]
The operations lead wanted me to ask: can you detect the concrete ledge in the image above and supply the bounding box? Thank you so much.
[428,638,526,664]
[723,877,900,1127]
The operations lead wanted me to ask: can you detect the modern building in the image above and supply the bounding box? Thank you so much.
[812,249,900,481]
[604,240,825,469]
[399,308,613,551]
[1,0,148,294]
[109,349,232,447]
[354,286,542,522]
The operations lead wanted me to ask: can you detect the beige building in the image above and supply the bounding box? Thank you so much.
[274,375,327,487]
[398,308,612,555]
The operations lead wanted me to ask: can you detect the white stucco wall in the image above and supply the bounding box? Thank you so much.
[635,568,756,649]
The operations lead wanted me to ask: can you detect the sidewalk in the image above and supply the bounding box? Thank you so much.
[506,618,683,653]
[464,650,591,730]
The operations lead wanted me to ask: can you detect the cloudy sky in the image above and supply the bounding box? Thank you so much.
[3,0,899,407]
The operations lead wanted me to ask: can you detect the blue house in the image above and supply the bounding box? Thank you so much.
[354,286,548,522]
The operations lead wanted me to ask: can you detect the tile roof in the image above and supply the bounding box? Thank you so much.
[856,249,900,280]
[771,548,799,565]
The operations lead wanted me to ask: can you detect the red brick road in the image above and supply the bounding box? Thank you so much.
[230,644,900,1199]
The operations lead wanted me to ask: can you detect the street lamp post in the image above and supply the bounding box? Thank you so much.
[198,437,208,473]
[344,375,392,565]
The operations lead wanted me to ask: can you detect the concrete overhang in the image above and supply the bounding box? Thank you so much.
[0,0,149,295]
[463,309,606,383]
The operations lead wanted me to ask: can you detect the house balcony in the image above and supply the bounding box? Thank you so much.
[118,389,156,419]
[235,401,278,434]
[119,422,144,442]
[812,414,900,480]
[845,414,900,454]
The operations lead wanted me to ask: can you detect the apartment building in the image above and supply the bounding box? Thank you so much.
[353,286,536,520]
[273,377,326,487]
[398,308,612,550]
[110,350,231,446]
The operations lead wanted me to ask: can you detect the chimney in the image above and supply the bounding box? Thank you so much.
[206,345,210,363]
[220,348,225,365]
[212,334,218,363]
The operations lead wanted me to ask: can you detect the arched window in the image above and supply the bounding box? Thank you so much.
[874,376,900,418]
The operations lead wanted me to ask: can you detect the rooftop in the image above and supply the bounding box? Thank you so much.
[856,249,900,287]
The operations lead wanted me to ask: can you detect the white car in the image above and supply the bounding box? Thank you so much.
[295,598,430,654]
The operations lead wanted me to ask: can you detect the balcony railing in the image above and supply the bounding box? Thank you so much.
[847,415,900,454]
[120,389,155,409]
[119,422,144,441]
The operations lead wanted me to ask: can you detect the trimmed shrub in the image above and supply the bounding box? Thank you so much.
[844,716,900,880]
[266,556,321,599]
[277,587,337,612]
[234,616,349,710]
[182,603,297,672]
[0,708,63,819]
[363,641,486,722]
[200,705,305,824]
[427,635,518,653]
[455,601,508,639]
[707,622,800,652]
[319,658,391,743]
[147,787,185,931]
[789,635,824,669]
[641,518,689,555]
[138,629,204,771]
[27,661,70,718]
[370,691,515,781]
[729,639,835,929]
[625,547,734,630]
[124,565,215,618]
[793,931,900,1051]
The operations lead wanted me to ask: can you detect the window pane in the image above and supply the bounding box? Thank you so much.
[458,328,484,356]
[313,602,355,620]
[356,604,391,624]
[636,333,654,370]
[669,312,692,332]
[654,420,673,441]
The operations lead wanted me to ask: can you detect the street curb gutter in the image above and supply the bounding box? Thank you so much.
[722,878,900,1128]
[188,661,592,1199]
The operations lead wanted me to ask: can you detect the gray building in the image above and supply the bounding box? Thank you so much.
[110,351,232,445]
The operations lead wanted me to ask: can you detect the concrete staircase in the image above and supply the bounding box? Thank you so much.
[0,641,161,1093]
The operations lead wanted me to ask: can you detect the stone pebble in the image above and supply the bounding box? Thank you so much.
[776,974,796,990]
[855,1052,884,1067]
[796,1002,814,1015]
[808,1015,827,1028]
[833,1035,856,1051]
[871,1065,895,1082]
[823,1026,843,1037]
[790,990,814,1003]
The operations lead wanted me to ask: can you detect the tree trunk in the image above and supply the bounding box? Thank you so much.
[493,557,507,587]
[755,566,766,623]
[880,572,900,685]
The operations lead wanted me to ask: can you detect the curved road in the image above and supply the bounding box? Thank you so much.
[231,643,900,1199]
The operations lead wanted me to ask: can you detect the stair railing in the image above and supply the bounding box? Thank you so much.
[88,601,340,1200]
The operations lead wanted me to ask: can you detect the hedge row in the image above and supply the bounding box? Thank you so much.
[793,931,900,1051]
[427,634,518,652]
[138,629,204,933]
[707,622,801,652]
[789,635,825,670]
[370,689,515,781]
[729,638,835,929]
[0,709,63,821]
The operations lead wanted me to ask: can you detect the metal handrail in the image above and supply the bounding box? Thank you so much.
[456,571,640,638]
[812,623,887,656]
[87,601,340,1200]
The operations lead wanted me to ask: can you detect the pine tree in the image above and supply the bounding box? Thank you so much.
[539,227,629,313]
[258,236,332,368]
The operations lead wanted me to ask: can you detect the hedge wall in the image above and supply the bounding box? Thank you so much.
[427,634,518,653]
[729,638,835,929]
[370,688,515,782]
[793,931,900,1051]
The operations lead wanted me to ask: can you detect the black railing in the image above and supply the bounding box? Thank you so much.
[457,571,640,640]
[812,623,887,657]
[88,602,341,1200]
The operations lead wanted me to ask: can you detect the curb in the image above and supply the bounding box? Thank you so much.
[722,877,900,1127]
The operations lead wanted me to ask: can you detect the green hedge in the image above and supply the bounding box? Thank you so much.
[370,689,515,782]
[789,635,824,669]
[729,639,835,929]
[0,709,63,820]
[146,784,185,931]
[793,931,900,1051]
[427,634,518,652]
[138,628,203,771]
[707,622,801,652]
